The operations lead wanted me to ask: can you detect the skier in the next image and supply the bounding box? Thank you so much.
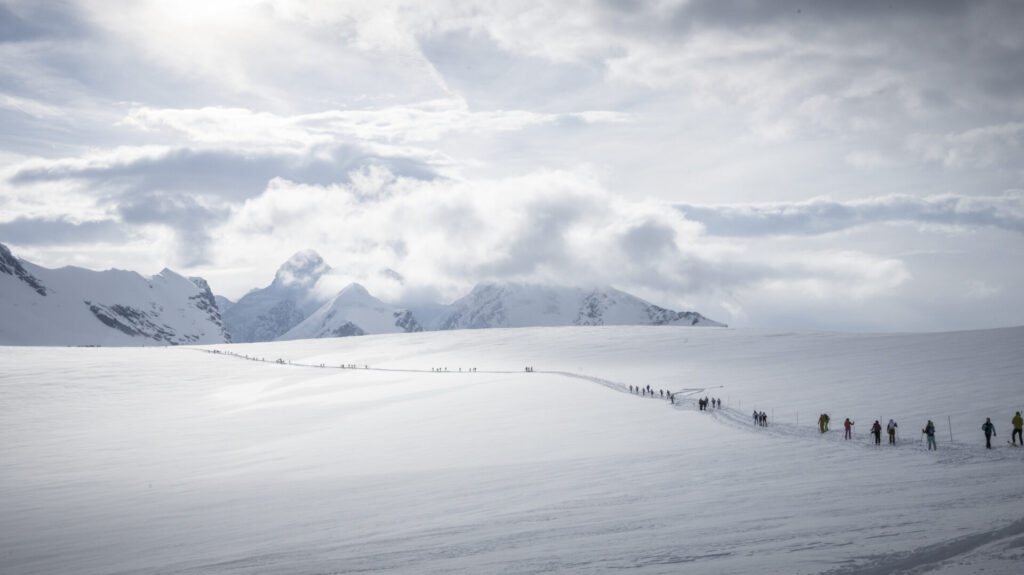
[753,410,759,425]
[818,413,827,434]
[824,413,830,432]
[844,418,854,440]
[1012,412,1023,446]
[982,418,997,449]
[887,419,898,445]
[923,420,937,451]
[871,420,882,445]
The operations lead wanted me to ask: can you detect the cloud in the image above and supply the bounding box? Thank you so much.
[116,191,230,266]
[210,167,915,312]
[122,102,630,147]
[676,193,1024,237]
[8,143,443,201]
[0,215,126,245]
[908,122,1024,169]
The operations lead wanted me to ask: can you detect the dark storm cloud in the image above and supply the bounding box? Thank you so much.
[116,191,229,266]
[676,194,1024,237]
[667,0,967,29]
[0,0,88,43]
[10,145,441,201]
[0,216,126,245]
[619,221,676,262]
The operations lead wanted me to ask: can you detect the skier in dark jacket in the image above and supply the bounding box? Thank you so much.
[871,421,882,444]
[923,420,936,451]
[982,418,996,449]
[1012,412,1023,446]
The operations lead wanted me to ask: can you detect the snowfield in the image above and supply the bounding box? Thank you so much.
[2,326,1023,574]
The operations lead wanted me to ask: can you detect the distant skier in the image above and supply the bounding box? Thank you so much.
[818,413,827,434]
[887,419,898,444]
[844,418,854,440]
[753,410,759,425]
[923,420,936,451]
[982,418,997,449]
[1012,412,1023,446]
[871,420,882,445]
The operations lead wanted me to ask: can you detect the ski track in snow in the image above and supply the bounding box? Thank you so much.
[195,346,1023,470]
[188,345,1024,575]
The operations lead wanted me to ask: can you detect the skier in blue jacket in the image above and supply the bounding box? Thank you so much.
[982,418,997,449]
[922,420,936,451]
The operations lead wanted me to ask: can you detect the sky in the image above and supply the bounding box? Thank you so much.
[1,0,1023,333]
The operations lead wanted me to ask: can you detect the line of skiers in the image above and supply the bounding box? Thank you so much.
[699,397,720,410]
[824,414,1024,450]
[629,384,671,400]
[752,410,768,427]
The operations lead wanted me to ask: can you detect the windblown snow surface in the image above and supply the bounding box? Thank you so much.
[2,326,1023,575]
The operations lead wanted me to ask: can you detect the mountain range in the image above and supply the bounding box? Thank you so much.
[0,243,229,346]
[0,243,724,346]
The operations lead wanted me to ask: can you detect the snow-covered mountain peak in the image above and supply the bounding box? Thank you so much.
[335,282,373,302]
[277,281,423,340]
[439,281,725,330]
[273,250,330,288]
[0,243,229,346]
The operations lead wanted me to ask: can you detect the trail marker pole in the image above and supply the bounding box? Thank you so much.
[948,416,954,443]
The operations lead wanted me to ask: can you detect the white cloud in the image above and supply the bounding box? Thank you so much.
[908,122,1024,169]
[122,101,630,149]
[676,192,1024,237]
[209,167,917,315]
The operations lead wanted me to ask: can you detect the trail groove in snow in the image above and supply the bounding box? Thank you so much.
[822,517,1024,575]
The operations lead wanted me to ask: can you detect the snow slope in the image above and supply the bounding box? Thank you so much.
[2,326,1023,574]
[0,243,229,346]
